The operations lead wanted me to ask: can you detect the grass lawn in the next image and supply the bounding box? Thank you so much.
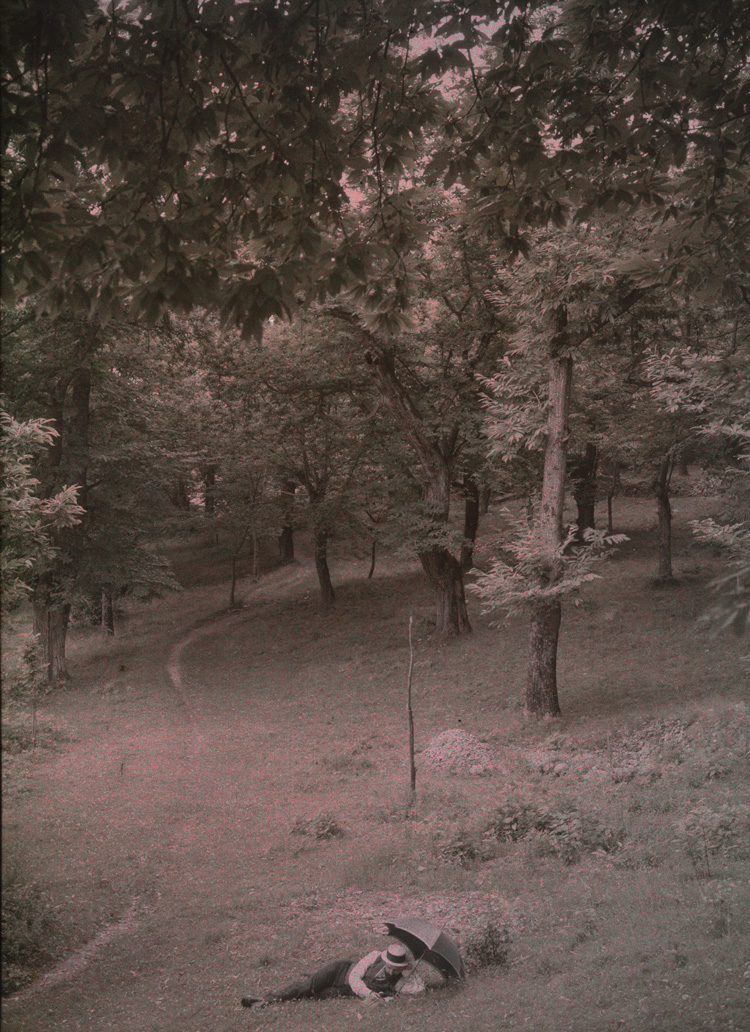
[2,494,749,1032]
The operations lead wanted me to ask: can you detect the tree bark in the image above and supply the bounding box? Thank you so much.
[421,547,471,635]
[527,600,562,718]
[203,465,216,514]
[314,529,335,605]
[460,476,480,571]
[571,442,598,536]
[33,582,71,683]
[652,454,675,581]
[526,310,571,719]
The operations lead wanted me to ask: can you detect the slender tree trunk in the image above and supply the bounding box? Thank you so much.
[652,454,676,581]
[252,532,259,581]
[407,615,416,797]
[368,539,377,579]
[605,461,621,534]
[203,465,216,514]
[314,529,335,605]
[571,443,599,536]
[460,476,480,571]
[480,484,491,515]
[101,584,115,635]
[230,556,238,606]
[170,477,191,511]
[31,364,91,683]
[364,347,470,636]
[278,479,296,563]
[526,311,571,720]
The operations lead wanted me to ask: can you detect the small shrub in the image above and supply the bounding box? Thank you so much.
[435,828,487,867]
[675,804,750,876]
[1,715,64,756]
[291,812,344,840]
[485,802,543,842]
[462,921,512,970]
[537,811,625,864]
[484,803,624,863]
[3,633,42,701]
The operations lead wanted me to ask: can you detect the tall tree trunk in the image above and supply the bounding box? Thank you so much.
[527,601,562,718]
[368,539,377,579]
[278,525,295,563]
[203,465,216,514]
[170,477,191,511]
[230,556,238,606]
[460,476,480,571]
[421,547,471,635]
[278,479,296,563]
[526,311,572,720]
[33,580,71,683]
[480,484,491,515]
[604,459,621,534]
[31,364,91,683]
[101,584,115,635]
[314,529,335,605]
[571,442,599,536]
[252,531,259,580]
[364,347,470,636]
[652,454,675,581]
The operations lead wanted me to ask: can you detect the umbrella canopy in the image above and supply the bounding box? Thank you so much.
[385,916,466,981]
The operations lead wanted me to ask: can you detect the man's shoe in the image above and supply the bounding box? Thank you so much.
[241,996,266,1010]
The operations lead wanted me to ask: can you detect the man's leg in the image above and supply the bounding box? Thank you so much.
[260,959,354,1004]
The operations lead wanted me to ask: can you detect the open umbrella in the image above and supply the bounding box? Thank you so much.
[385,916,465,981]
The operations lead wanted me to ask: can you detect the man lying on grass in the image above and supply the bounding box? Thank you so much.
[241,942,425,1010]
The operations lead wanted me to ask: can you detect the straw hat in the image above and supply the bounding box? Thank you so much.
[381,943,411,968]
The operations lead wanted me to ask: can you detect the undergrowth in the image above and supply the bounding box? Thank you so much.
[1,867,59,996]
[461,921,512,971]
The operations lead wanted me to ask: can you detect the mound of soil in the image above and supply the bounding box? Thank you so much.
[418,729,496,775]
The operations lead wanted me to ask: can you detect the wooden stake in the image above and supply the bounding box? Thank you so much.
[407,615,416,797]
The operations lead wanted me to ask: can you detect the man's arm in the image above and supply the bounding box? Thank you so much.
[396,969,426,995]
[347,951,381,999]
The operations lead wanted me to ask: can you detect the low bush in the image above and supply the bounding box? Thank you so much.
[290,812,345,840]
[1,714,64,756]
[484,802,624,864]
[435,828,492,867]
[484,802,544,842]
[462,920,512,970]
[675,803,750,877]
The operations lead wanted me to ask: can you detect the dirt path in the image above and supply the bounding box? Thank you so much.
[5,899,148,1007]
[4,559,320,1029]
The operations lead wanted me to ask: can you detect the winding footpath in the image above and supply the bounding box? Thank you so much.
[4,560,312,1012]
